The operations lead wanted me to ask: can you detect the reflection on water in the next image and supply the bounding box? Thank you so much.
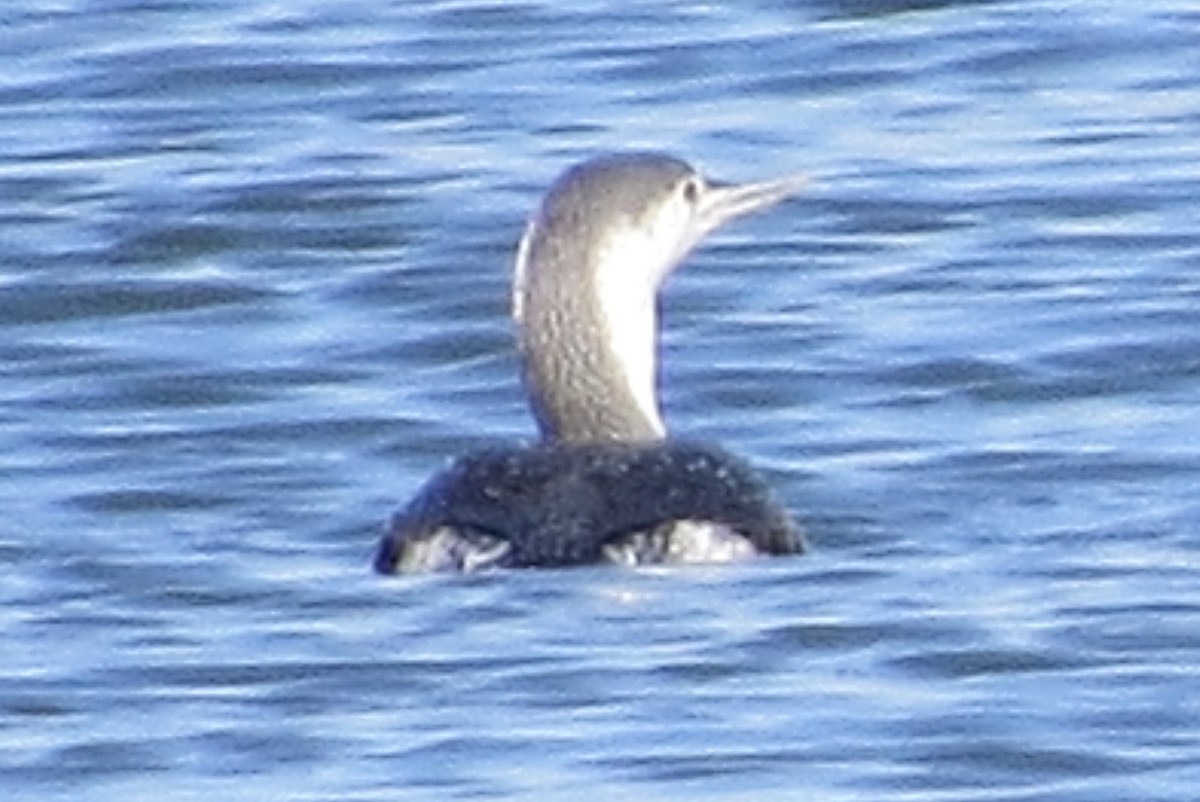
[3,0,1200,799]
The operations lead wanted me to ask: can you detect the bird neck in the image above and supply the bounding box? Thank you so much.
[514,230,667,444]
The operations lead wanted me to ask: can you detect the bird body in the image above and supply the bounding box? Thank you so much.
[376,439,801,573]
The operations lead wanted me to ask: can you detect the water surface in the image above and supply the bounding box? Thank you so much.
[3,1,1200,799]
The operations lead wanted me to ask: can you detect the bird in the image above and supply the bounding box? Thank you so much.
[374,152,808,574]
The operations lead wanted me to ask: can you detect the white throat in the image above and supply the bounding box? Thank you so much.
[590,226,682,439]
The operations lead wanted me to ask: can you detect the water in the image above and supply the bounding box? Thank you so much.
[3,0,1200,799]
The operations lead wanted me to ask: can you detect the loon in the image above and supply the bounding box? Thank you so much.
[374,152,808,574]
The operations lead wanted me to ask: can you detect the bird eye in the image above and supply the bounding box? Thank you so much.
[680,177,701,205]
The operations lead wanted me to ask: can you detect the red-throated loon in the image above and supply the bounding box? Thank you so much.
[374,152,808,573]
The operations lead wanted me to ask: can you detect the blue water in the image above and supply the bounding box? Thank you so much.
[3,0,1200,799]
